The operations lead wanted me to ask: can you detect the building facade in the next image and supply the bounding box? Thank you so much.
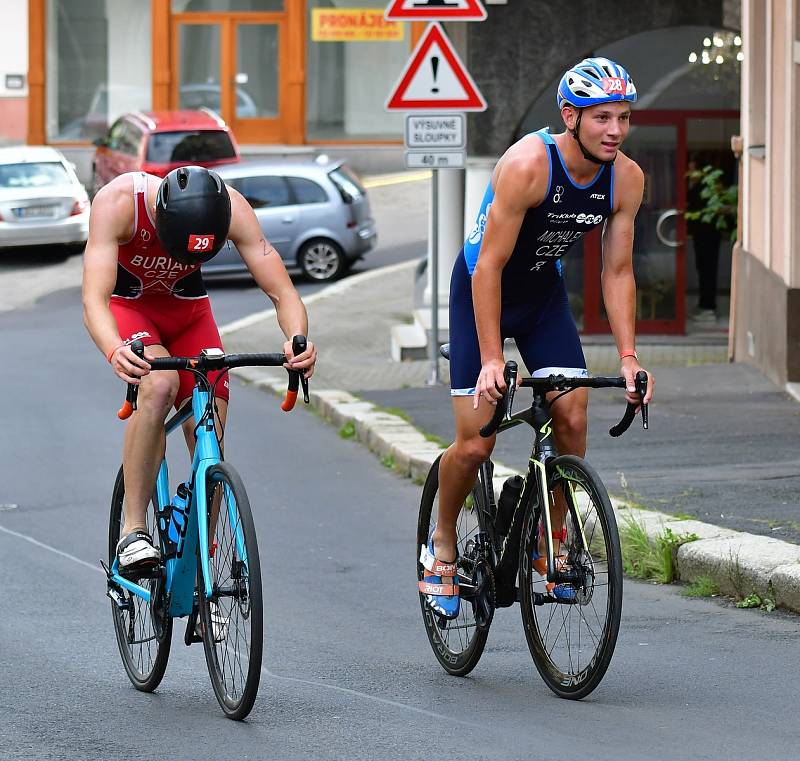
[734,0,800,387]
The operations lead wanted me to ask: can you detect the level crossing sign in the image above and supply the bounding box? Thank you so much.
[384,0,487,21]
[384,22,487,111]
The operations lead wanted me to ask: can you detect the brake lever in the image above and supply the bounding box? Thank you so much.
[504,362,518,421]
[635,370,648,429]
[117,339,145,420]
[292,334,310,404]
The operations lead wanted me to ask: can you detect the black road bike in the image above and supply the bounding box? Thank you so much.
[418,352,648,699]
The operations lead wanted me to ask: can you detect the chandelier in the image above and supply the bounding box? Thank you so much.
[688,31,743,66]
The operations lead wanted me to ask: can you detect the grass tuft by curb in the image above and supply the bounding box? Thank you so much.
[619,517,699,584]
[682,576,719,597]
[339,421,356,440]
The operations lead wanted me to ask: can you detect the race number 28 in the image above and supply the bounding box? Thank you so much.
[601,77,624,94]
[188,234,215,252]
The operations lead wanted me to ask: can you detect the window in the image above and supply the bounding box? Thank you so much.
[288,177,328,204]
[328,165,365,203]
[46,1,151,142]
[106,119,127,151]
[119,124,143,156]
[306,0,405,140]
[0,162,70,189]
[229,175,291,208]
[146,131,237,163]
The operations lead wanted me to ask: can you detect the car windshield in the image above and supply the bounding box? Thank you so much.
[0,161,71,189]
[146,130,236,163]
[328,165,365,203]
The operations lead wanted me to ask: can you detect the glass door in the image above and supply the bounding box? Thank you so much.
[230,19,283,142]
[172,13,290,143]
[583,116,686,334]
[176,22,223,114]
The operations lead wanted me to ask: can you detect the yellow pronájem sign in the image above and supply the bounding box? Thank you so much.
[311,8,404,42]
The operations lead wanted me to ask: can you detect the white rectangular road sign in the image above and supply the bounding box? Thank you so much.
[405,150,466,169]
[405,113,465,149]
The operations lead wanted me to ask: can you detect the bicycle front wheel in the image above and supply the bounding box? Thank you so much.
[199,462,263,720]
[108,466,172,692]
[519,455,623,699]
[417,454,490,677]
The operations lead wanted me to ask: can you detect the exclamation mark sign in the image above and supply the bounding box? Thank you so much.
[431,56,440,93]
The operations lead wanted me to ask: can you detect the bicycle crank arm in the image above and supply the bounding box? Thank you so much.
[106,584,132,612]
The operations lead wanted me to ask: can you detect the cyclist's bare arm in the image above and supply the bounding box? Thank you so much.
[471,141,550,406]
[82,177,150,383]
[226,187,316,376]
[601,155,652,404]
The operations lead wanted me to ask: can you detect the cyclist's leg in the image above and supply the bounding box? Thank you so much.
[434,254,496,565]
[515,279,588,563]
[110,301,179,547]
[120,343,178,537]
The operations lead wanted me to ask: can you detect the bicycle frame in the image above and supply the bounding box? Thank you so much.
[472,389,590,605]
[108,382,247,618]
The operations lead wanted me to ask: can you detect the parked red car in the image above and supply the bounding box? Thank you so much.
[90,109,240,195]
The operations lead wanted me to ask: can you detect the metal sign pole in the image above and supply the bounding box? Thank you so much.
[428,168,440,385]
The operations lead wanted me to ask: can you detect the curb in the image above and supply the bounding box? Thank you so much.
[232,366,800,616]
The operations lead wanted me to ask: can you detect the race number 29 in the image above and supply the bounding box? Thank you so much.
[188,234,215,252]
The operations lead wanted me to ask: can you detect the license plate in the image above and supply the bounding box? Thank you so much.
[13,205,58,219]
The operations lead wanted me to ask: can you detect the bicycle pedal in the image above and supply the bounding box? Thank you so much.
[118,562,163,580]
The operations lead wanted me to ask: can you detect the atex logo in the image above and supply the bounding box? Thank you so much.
[576,213,603,224]
[552,185,565,203]
[589,193,605,200]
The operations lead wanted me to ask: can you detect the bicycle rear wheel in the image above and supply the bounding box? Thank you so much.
[108,466,172,692]
[199,462,263,720]
[417,454,490,676]
[519,455,622,699]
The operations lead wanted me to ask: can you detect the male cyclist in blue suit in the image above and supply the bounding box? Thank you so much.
[419,58,655,617]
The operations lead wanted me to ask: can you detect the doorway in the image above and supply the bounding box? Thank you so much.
[581,110,739,334]
[171,10,300,143]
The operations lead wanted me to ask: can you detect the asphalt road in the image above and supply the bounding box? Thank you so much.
[2,287,800,761]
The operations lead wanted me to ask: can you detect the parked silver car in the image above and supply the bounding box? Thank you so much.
[208,156,377,281]
[0,146,90,251]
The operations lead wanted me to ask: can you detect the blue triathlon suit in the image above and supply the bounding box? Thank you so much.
[449,128,615,396]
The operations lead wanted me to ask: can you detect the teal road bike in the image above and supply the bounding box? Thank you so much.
[102,337,309,720]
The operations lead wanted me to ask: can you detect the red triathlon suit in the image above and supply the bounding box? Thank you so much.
[109,172,229,406]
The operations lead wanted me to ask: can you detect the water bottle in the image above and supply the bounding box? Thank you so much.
[495,475,523,536]
[167,482,190,546]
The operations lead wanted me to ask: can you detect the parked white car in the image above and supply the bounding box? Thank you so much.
[0,146,90,251]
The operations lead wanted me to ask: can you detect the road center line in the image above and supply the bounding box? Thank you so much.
[261,665,479,727]
[0,523,104,574]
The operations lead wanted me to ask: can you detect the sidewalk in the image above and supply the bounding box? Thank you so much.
[223,261,800,614]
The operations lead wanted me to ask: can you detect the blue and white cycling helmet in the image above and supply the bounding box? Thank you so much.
[557,57,637,110]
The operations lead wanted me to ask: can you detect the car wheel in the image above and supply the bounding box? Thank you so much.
[298,239,347,282]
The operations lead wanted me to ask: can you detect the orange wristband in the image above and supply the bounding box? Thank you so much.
[106,343,126,364]
[619,350,638,360]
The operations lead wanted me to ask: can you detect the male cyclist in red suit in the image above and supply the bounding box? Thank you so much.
[83,166,316,570]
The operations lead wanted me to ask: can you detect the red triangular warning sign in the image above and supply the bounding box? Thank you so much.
[384,0,487,21]
[384,23,487,111]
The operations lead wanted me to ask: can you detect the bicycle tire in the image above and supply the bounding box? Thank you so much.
[519,454,623,699]
[198,462,263,720]
[417,454,490,677]
[108,465,172,692]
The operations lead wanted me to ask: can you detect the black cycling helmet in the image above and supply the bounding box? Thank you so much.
[155,166,231,264]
